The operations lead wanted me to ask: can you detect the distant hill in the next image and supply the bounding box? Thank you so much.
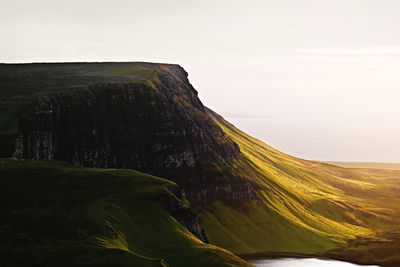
[324,161,400,170]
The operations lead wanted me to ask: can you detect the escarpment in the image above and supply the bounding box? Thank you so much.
[0,62,258,205]
[5,62,400,266]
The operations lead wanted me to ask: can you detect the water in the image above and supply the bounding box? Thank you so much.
[249,258,380,267]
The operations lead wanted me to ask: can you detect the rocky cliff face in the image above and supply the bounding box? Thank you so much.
[0,62,258,205]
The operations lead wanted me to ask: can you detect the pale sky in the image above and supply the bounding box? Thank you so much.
[1,0,400,162]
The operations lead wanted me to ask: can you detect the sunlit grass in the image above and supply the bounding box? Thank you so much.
[201,110,400,265]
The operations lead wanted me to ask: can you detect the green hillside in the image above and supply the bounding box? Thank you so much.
[1,62,400,266]
[0,158,251,267]
[201,110,400,266]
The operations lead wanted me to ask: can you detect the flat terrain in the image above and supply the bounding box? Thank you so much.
[324,161,400,170]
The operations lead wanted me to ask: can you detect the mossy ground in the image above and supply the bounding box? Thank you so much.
[0,158,251,267]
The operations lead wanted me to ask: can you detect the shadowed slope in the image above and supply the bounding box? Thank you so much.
[0,158,251,267]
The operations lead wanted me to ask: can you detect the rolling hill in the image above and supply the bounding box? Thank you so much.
[203,110,400,266]
[1,62,400,266]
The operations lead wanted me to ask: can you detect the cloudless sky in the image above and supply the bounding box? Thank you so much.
[1,0,400,162]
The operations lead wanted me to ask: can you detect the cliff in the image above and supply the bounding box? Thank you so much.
[0,62,258,205]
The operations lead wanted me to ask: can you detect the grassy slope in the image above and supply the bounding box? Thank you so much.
[325,161,400,171]
[202,110,400,266]
[0,158,251,267]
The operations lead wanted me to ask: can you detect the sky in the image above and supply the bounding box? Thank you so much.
[1,0,400,162]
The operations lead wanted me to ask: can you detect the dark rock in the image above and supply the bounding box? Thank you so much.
[0,63,259,206]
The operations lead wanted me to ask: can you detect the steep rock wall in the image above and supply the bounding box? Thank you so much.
[0,63,258,205]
